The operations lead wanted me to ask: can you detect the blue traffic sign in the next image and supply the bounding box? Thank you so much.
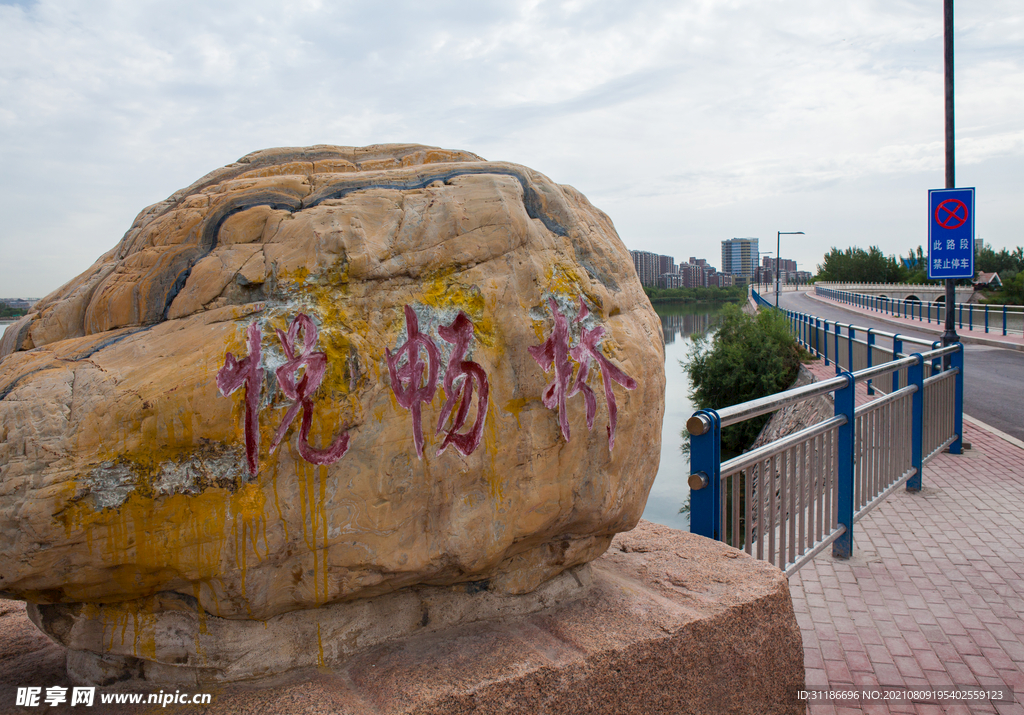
[928,187,975,279]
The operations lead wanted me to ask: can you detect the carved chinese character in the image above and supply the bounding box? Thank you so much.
[436,312,489,457]
[530,297,637,451]
[216,322,265,476]
[386,305,440,459]
[269,314,350,465]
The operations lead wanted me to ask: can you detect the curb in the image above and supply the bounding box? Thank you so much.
[963,414,1024,452]
[804,292,1024,353]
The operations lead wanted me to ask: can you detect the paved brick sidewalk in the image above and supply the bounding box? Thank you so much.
[790,360,1024,714]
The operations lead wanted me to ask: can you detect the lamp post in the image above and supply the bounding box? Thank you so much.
[776,231,804,308]
[941,0,959,349]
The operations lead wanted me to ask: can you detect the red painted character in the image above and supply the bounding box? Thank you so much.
[269,314,350,465]
[216,322,264,477]
[386,305,440,459]
[436,312,489,457]
[218,315,350,476]
[530,297,637,451]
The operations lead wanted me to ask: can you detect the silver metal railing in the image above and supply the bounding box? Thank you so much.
[688,302,964,576]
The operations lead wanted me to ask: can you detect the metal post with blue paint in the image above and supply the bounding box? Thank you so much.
[949,344,965,455]
[848,325,855,374]
[907,355,925,492]
[823,319,829,366]
[866,329,876,395]
[892,335,903,392]
[688,410,722,540]
[833,372,856,559]
[834,322,841,374]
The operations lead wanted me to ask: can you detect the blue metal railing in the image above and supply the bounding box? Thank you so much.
[688,290,964,575]
[815,285,1024,337]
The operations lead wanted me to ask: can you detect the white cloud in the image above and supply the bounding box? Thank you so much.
[0,0,1021,296]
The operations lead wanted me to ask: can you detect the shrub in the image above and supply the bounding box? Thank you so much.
[682,305,801,453]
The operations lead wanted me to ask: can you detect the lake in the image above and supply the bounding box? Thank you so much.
[639,302,727,531]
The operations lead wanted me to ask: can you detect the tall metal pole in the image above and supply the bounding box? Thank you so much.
[775,231,781,308]
[775,232,804,308]
[942,0,958,347]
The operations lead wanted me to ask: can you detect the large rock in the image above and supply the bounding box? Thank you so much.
[0,145,664,647]
[5,522,806,713]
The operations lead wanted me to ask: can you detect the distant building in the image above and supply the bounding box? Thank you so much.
[659,255,676,276]
[0,298,37,310]
[721,238,759,282]
[762,256,796,273]
[974,272,1001,289]
[630,250,660,287]
[659,273,684,289]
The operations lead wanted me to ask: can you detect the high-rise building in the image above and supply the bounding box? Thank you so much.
[722,238,759,282]
[762,256,797,273]
[629,250,660,287]
[659,255,676,276]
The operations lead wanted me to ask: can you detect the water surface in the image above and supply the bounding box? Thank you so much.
[639,302,725,531]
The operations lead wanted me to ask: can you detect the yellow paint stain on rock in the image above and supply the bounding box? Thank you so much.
[481,400,504,501]
[502,397,532,430]
[59,480,269,610]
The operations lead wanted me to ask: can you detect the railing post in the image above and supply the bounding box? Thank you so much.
[931,341,942,374]
[985,304,989,333]
[866,329,876,395]
[823,319,829,366]
[848,325,855,374]
[892,335,903,392]
[688,410,722,540]
[834,322,841,374]
[833,372,856,559]
[969,304,973,331]
[907,355,925,492]
[950,345,964,455]
[1004,305,1008,336]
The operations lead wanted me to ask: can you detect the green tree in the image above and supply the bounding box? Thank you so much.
[815,246,907,283]
[682,305,802,453]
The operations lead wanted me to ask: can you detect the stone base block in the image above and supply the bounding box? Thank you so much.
[30,521,805,713]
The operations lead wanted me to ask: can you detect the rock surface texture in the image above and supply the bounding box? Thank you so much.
[1,522,805,713]
[0,145,664,678]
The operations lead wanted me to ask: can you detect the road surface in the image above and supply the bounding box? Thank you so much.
[777,290,1024,442]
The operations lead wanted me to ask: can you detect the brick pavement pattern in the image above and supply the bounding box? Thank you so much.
[790,359,1024,714]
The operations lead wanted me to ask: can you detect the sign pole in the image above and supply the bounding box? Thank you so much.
[942,0,958,348]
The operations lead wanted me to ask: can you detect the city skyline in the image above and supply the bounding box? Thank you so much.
[0,1,1021,297]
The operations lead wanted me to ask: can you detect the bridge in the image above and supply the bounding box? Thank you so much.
[684,288,1024,705]
[815,281,975,303]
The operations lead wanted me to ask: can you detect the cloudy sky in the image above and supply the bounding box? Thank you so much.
[1,0,1021,298]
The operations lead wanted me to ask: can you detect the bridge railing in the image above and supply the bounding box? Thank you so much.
[815,285,1024,337]
[688,293,964,575]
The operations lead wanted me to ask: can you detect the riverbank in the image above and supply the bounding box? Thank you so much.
[643,286,747,304]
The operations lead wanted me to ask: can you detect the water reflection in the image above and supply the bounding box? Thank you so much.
[640,302,727,531]
[660,311,715,345]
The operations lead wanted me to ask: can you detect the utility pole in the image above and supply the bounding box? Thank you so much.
[942,0,959,347]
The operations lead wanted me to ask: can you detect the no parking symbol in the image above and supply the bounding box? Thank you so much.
[928,188,975,279]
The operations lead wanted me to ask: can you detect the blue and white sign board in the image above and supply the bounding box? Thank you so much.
[928,187,975,279]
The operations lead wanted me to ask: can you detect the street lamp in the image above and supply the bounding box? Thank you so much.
[776,231,804,308]
[758,251,774,293]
